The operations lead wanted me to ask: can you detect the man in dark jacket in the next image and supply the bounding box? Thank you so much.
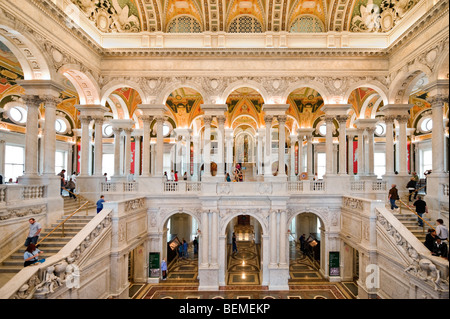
[388,184,399,211]
[406,177,417,202]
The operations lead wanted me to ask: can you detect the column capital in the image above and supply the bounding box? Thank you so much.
[336,114,349,124]
[139,114,154,122]
[365,127,376,135]
[427,94,448,107]
[155,115,166,124]
[383,115,396,124]
[203,115,213,126]
[39,95,61,108]
[21,95,41,107]
[263,115,273,124]
[78,115,92,124]
[277,115,287,124]
[396,114,410,124]
[217,115,226,126]
[324,115,335,124]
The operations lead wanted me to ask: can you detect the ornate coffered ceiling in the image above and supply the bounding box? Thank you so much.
[70,0,420,33]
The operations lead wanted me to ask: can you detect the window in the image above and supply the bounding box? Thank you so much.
[5,145,24,182]
[228,15,263,33]
[290,16,325,33]
[317,153,326,179]
[8,106,27,124]
[102,153,115,179]
[375,123,385,136]
[55,119,67,134]
[420,117,432,133]
[420,149,432,178]
[374,152,385,179]
[167,16,201,33]
[103,124,113,137]
[318,124,326,136]
[55,151,67,174]
[163,124,171,137]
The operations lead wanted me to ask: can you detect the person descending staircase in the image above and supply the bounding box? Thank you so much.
[0,195,97,288]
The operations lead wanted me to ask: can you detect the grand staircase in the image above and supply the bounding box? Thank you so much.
[0,196,96,287]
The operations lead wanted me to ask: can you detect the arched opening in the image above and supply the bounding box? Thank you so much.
[162,212,199,282]
[288,212,326,283]
[225,214,263,285]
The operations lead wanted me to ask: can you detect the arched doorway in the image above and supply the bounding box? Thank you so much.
[288,212,326,283]
[224,215,263,285]
[162,212,199,282]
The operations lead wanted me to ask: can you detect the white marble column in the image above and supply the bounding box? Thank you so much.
[217,116,226,178]
[384,116,395,175]
[134,131,141,176]
[193,135,200,181]
[140,116,152,176]
[185,131,191,179]
[201,211,209,266]
[79,116,91,176]
[264,115,273,176]
[225,128,233,175]
[397,115,409,175]
[257,129,264,176]
[297,134,304,177]
[124,127,133,176]
[155,116,165,177]
[277,116,287,177]
[289,134,297,180]
[337,115,348,175]
[112,127,123,177]
[22,95,41,176]
[325,116,334,176]
[203,116,212,178]
[93,116,104,176]
[357,128,365,176]
[269,210,277,266]
[42,96,60,176]
[211,211,218,266]
[429,95,446,174]
[306,134,313,179]
[347,131,355,176]
[279,210,287,265]
[0,139,5,176]
[366,127,376,176]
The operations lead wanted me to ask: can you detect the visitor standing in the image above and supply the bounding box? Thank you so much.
[25,218,42,247]
[299,234,306,253]
[183,239,188,258]
[388,184,399,211]
[435,219,449,244]
[57,169,66,195]
[406,177,417,202]
[161,258,167,280]
[66,178,76,199]
[432,238,448,258]
[413,196,427,227]
[193,236,198,255]
[96,195,105,214]
[232,232,238,254]
[424,228,437,252]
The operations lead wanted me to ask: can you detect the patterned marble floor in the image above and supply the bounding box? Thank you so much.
[133,241,357,299]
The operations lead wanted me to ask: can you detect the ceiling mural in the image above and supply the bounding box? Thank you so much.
[287,87,324,128]
[166,87,204,128]
[69,0,419,33]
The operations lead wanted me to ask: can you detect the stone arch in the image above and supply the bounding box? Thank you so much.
[231,114,259,131]
[220,210,268,237]
[389,68,431,104]
[435,51,449,81]
[287,208,329,232]
[0,18,54,81]
[158,209,202,233]
[343,81,389,106]
[157,82,207,106]
[100,80,148,106]
[59,64,101,105]
[282,81,331,105]
[220,81,269,105]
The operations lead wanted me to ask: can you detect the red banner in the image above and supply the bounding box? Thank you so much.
[353,140,358,174]
[77,142,81,173]
[130,142,135,174]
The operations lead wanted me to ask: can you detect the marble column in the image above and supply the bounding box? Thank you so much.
[306,134,313,179]
[203,116,212,178]
[289,134,297,180]
[397,115,409,175]
[325,116,334,175]
[217,116,226,178]
[357,128,365,176]
[155,116,165,177]
[41,96,60,176]
[185,131,191,179]
[201,211,209,266]
[112,127,123,177]
[366,126,376,176]
[93,116,104,176]
[124,127,133,176]
[79,116,91,176]
[264,115,273,176]
[0,139,5,176]
[384,116,395,175]
[269,210,277,266]
[140,116,152,176]
[347,131,355,176]
[257,129,264,176]
[22,95,41,176]
[429,95,446,174]
[134,131,142,176]
[277,116,287,177]
[211,211,218,266]
[337,115,348,175]
[279,210,287,265]
[297,134,304,177]
[193,135,200,181]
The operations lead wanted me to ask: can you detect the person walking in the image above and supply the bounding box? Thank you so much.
[96,195,105,214]
[161,258,167,280]
[413,196,427,227]
[193,236,198,255]
[25,218,42,247]
[57,169,66,195]
[388,184,400,211]
[435,219,449,244]
[183,239,188,258]
[24,243,44,267]
[66,178,77,199]
[232,232,238,254]
[299,234,306,253]
[406,177,417,202]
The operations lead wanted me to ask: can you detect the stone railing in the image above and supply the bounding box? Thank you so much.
[163,181,202,193]
[0,184,47,206]
[287,181,326,193]
[101,182,138,193]
[350,180,386,192]
[0,208,113,299]
[442,184,449,197]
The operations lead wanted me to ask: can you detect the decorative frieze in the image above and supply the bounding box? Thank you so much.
[343,196,364,210]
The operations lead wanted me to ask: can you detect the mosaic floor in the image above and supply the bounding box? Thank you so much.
[132,241,358,300]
